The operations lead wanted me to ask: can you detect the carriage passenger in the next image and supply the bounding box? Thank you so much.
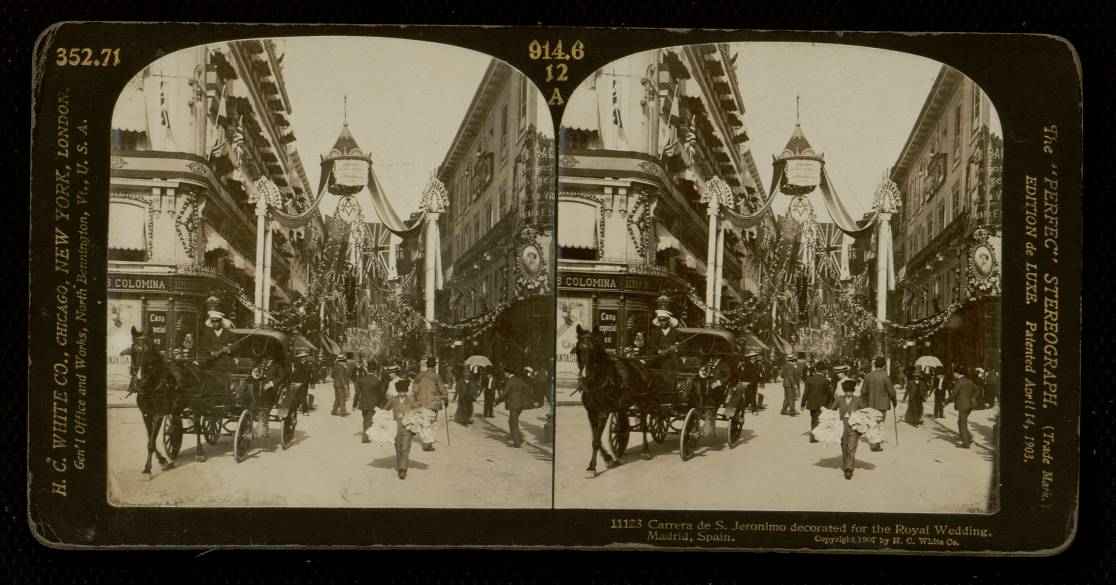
[646,299,683,372]
[686,364,724,437]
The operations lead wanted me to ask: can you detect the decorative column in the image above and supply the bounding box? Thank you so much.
[420,178,449,357]
[249,177,282,327]
[262,225,274,319]
[701,177,733,326]
[871,178,902,356]
[713,224,726,325]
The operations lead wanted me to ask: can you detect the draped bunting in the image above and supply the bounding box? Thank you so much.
[269,166,334,229]
[817,166,879,239]
[366,166,426,238]
[720,186,780,230]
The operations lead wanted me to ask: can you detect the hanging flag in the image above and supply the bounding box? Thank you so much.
[206,83,227,160]
[611,76,623,129]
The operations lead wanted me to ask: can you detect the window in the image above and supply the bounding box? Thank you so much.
[558,200,599,260]
[971,84,982,128]
[108,200,148,261]
[519,77,529,130]
[499,187,508,215]
[952,183,961,219]
[929,211,936,239]
[953,104,962,159]
[938,201,946,235]
[500,104,509,161]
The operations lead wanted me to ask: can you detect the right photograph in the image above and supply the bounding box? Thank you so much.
[555,42,1002,513]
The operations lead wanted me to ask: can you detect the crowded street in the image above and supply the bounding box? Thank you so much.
[107,382,553,508]
[553,379,998,513]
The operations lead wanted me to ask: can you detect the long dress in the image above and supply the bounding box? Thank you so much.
[453,379,476,425]
[904,379,926,426]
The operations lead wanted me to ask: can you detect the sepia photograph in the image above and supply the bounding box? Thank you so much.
[28,22,1079,551]
[105,36,555,507]
[555,42,1002,513]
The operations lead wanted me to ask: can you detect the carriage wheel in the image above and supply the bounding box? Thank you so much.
[233,410,252,463]
[680,408,701,461]
[162,415,183,461]
[202,417,221,445]
[280,409,297,450]
[607,411,630,459]
[650,414,670,443]
[728,408,744,448]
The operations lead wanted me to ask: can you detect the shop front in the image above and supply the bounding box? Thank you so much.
[106,269,245,391]
[555,268,679,381]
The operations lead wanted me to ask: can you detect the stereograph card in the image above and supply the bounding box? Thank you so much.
[27,23,1081,553]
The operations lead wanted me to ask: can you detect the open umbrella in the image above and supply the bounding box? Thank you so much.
[464,355,492,368]
[914,355,942,369]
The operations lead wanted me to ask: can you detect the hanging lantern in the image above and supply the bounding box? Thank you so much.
[775,124,824,196]
[322,123,372,196]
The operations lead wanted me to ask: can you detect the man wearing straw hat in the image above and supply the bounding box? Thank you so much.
[780,355,801,416]
[860,356,897,452]
[646,295,684,372]
[331,354,351,417]
[828,377,868,480]
[198,296,235,370]
[739,350,762,415]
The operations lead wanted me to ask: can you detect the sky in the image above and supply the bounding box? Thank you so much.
[732,42,944,218]
[278,37,492,219]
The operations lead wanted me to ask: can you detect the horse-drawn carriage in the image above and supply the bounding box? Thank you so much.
[162,328,305,463]
[575,326,749,475]
[607,328,747,461]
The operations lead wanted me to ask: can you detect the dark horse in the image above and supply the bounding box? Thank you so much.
[573,325,657,478]
[128,327,190,474]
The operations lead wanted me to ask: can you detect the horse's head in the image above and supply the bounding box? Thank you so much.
[129,326,160,383]
[574,324,601,381]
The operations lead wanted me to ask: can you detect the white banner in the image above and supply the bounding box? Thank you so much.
[333,159,369,188]
[785,159,822,189]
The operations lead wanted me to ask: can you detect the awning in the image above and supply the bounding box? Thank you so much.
[557,201,597,249]
[108,201,147,251]
[740,333,769,353]
[113,76,147,133]
[561,78,599,132]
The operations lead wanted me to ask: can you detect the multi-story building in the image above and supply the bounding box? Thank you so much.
[887,65,1003,370]
[434,59,555,369]
[108,39,319,388]
[556,44,771,376]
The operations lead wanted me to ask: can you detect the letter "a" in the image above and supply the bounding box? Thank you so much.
[548,87,565,106]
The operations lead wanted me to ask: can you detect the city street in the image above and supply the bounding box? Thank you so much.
[554,380,998,514]
[107,383,552,508]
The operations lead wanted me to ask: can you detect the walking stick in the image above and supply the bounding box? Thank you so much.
[445,403,451,446]
[893,408,899,446]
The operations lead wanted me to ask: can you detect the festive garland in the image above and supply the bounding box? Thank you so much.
[626,192,653,259]
[174,193,200,259]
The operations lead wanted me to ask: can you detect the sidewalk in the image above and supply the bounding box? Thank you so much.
[923,401,999,451]
[473,403,554,454]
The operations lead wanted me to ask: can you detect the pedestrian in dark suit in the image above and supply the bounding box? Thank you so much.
[860,356,897,451]
[495,365,531,447]
[945,365,980,448]
[984,368,1000,408]
[739,353,761,414]
[352,361,385,443]
[531,365,550,408]
[331,355,350,416]
[801,363,833,442]
[932,367,949,418]
[829,378,868,479]
[780,357,800,416]
[481,366,496,418]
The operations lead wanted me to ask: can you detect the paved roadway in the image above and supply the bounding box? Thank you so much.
[107,383,553,508]
[554,381,999,514]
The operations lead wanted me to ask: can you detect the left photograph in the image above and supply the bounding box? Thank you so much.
[106,36,556,507]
